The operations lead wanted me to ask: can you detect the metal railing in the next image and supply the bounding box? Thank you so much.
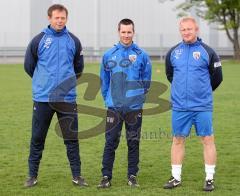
[0,46,234,64]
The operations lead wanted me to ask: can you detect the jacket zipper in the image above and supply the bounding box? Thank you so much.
[122,51,125,109]
[186,45,190,110]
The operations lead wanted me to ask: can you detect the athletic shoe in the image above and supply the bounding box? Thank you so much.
[24,176,38,187]
[163,176,181,189]
[203,179,214,191]
[127,175,139,187]
[72,176,88,187]
[97,176,111,188]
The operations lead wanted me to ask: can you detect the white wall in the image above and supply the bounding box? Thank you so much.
[60,0,183,48]
[0,0,231,50]
[0,0,30,47]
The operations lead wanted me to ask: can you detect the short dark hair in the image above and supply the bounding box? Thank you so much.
[118,18,135,32]
[48,4,68,18]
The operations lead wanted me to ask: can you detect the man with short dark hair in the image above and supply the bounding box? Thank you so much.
[24,4,88,187]
[97,18,152,188]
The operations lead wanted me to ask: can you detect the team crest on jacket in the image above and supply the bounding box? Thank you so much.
[193,51,201,60]
[129,54,137,62]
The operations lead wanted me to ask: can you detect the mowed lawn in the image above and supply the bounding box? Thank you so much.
[0,61,239,196]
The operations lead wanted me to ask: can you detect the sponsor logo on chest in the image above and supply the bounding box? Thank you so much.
[174,49,183,59]
[44,37,52,49]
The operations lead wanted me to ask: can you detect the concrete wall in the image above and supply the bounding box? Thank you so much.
[0,0,30,47]
[0,0,232,52]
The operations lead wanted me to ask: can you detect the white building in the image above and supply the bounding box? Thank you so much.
[0,0,233,62]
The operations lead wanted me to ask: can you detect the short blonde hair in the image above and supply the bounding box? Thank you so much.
[179,16,198,27]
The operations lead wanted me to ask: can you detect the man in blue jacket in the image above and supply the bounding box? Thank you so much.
[97,18,152,188]
[24,4,88,187]
[163,17,223,191]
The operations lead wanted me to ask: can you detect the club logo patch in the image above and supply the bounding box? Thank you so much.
[129,54,137,62]
[193,51,201,60]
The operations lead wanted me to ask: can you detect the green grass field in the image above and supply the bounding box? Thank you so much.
[0,61,239,196]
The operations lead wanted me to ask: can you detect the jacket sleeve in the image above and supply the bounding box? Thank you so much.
[142,53,152,94]
[24,33,43,77]
[73,39,84,78]
[69,32,84,79]
[165,49,173,83]
[209,50,223,91]
[100,55,110,100]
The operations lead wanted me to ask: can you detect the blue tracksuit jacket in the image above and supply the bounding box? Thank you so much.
[24,25,84,102]
[165,38,223,111]
[100,42,152,111]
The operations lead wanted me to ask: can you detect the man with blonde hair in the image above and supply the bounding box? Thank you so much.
[163,16,223,191]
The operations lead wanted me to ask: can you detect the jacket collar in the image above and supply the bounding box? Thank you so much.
[115,42,136,50]
[43,25,68,36]
[182,37,202,46]
[111,42,142,55]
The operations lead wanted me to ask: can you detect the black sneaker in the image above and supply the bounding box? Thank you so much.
[203,179,214,191]
[163,176,181,189]
[127,175,139,187]
[24,177,38,187]
[72,176,88,187]
[97,176,111,188]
